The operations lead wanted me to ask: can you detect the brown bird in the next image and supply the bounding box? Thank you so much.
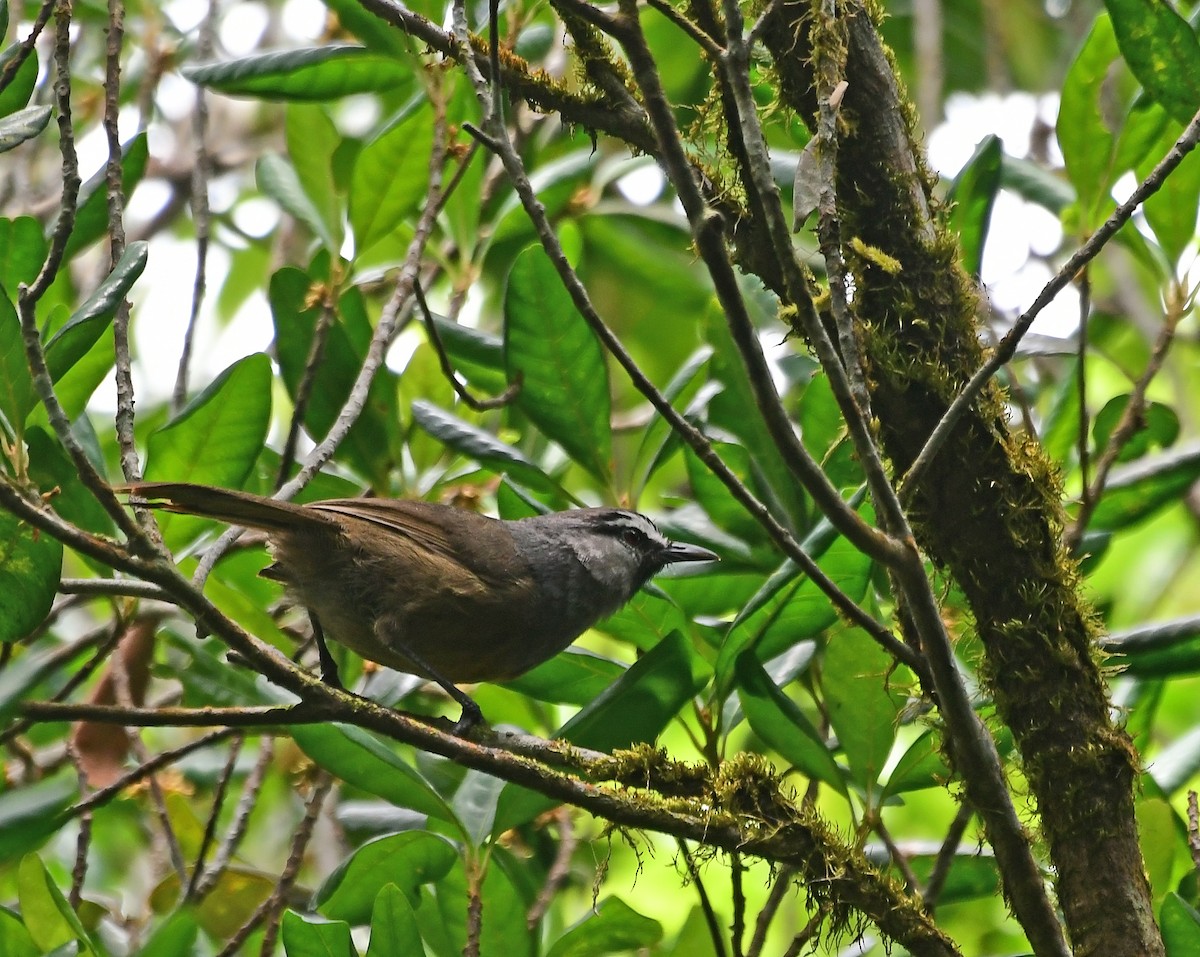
[124,482,718,731]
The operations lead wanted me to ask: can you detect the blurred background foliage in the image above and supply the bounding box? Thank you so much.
[0,0,1198,953]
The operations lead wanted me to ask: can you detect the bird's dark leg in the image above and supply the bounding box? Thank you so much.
[376,632,484,735]
[309,611,343,690]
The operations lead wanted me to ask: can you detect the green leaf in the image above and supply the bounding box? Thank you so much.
[138,912,199,957]
[1162,893,1200,956]
[1057,15,1121,226]
[26,428,114,536]
[429,855,534,957]
[0,773,75,862]
[1092,395,1179,463]
[1087,442,1200,531]
[451,771,505,848]
[501,650,625,706]
[735,652,846,793]
[64,133,149,259]
[821,628,904,798]
[504,245,613,482]
[0,104,50,153]
[0,44,37,118]
[545,897,663,957]
[1105,0,1200,126]
[44,241,148,381]
[0,504,63,643]
[258,154,340,252]
[0,217,47,292]
[410,399,557,492]
[17,854,97,954]
[291,723,457,826]
[946,135,1003,278]
[365,885,426,957]
[184,46,411,101]
[322,0,411,55]
[1138,112,1200,265]
[280,911,355,957]
[0,905,39,957]
[350,99,434,256]
[144,353,272,548]
[0,290,35,427]
[715,526,871,697]
[286,105,344,254]
[884,729,952,796]
[315,832,458,925]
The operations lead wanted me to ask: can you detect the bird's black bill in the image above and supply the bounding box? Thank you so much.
[666,541,719,563]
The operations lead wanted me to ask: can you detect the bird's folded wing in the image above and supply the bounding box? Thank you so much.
[306,499,460,563]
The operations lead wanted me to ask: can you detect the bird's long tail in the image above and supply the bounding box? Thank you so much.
[118,482,322,532]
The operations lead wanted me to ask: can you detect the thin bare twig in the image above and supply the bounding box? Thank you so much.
[923,803,972,912]
[1074,271,1092,516]
[172,0,219,412]
[414,278,521,411]
[185,733,245,900]
[15,3,149,547]
[275,298,337,487]
[678,840,729,957]
[527,808,577,927]
[746,865,796,957]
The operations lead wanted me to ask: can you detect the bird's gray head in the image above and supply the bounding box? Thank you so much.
[512,508,718,620]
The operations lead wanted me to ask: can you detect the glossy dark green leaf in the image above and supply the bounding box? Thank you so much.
[0,774,74,862]
[350,99,434,256]
[504,245,612,482]
[315,832,458,925]
[64,133,148,259]
[545,897,663,957]
[0,104,50,153]
[735,652,846,793]
[1105,0,1200,126]
[0,505,63,643]
[410,399,556,492]
[144,353,272,548]
[0,291,35,427]
[365,884,426,957]
[821,628,904,796]
[1092,395,1179,463]
[1087,442,1200,531]
[501,650,625,706]
[44,241,147,382]
[1161,893,1200,956]
[1057,15,1121,225]
[184,46,410,101]
[292,723,457,825]
[946,135,1003,278]
[0,44,37,118]
[494,631,711,832]
[280,911,355,957]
